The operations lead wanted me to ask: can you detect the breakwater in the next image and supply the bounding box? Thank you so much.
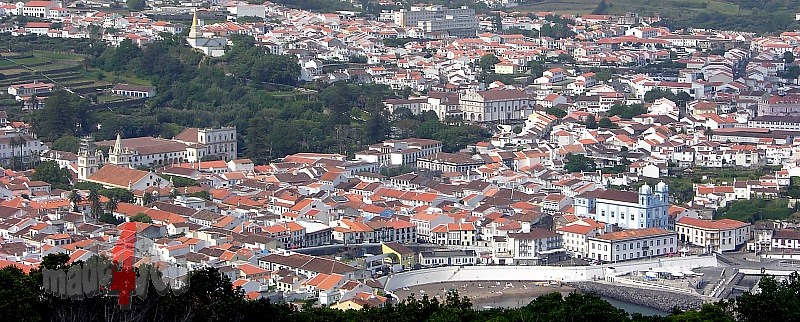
[569,282,704,312]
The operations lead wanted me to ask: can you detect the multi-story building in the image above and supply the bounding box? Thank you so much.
[7,81,55,100]
[758,93,800,117]
[410,211,454,242]
[416,152,485,175]
[174,127,238,162]
[587,227,678,263]
[507,228,566,265]
[574,182,670,229]
[771,229,800,250]
[459,89,531,123]
[418,249,478,266]
[392,5,478,37]
[354,138,442,167]
[296,221,333,247]
[430,222,476,247]
[20,1,56,18]
[96,135,189,167]
[556,223,603,259]
[748,115,800,131]
[675,217,751,253]
[0,130,45,166]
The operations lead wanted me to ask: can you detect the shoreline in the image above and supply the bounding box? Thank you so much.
[568,281,704,312]
[390,281,575,308]
[389,280,701,313]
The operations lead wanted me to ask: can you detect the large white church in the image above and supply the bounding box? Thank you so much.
[186,10,226,57]
[573,182,670,230]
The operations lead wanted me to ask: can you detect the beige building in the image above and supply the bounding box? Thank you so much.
[416,152,484,175]
[392,5,478,37]
[587,228,677,263]
[175,127,238,162]
[675,217,750,253]
[459,89,530,123]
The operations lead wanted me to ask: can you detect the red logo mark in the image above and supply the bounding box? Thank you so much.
[110,222,138,307]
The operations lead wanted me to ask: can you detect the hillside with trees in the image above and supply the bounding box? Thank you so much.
[5,34,488,164]
[2,253,799,321]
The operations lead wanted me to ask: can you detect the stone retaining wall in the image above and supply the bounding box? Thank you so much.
[569,281,704,312]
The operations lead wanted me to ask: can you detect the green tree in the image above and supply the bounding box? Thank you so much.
[88,189,101,218]
[592,0,609,14]
[104,197,118,214]
[599,117,616,128]
[33,91,91,142]
[784,51,795,65]
[608,103,647,119]
[585,114,598,129]
[68,189,82,212]
[0,266,41,322]
[31,161,71,190]
[595,68,613,82]
[479,54,500,74]
[99,188,134,203]
[51,135,81,153]
[126,0,146,10]
[732,273,800,322]
[644,88,678,103]
[130,212,152,223]
[142,193,154,205]
[546,107,567,118]
[565,153,596,172]
[99,212,123,224]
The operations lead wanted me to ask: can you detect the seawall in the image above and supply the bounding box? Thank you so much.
[569,281,704,312]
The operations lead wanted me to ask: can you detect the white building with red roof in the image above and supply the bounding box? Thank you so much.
[675,217,751,252]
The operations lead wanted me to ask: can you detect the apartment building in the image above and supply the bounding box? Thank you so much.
[174,127,238,162]
[392,5,478,37]
[588,228,677,263]
[354,138,442,167]
[416,152,485,175]
[507,228,566,265]
[675,217,751,253]
[771,229,800,250]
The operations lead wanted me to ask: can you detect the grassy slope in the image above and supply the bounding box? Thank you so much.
[509,0,740,16]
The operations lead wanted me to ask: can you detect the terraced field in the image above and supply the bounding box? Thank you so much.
[0,51,151,107]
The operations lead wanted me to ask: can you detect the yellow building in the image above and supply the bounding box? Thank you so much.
[381,242,416,269]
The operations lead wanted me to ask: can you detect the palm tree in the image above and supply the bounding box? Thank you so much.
[8,136,20,170]
[142,192,154,206]
[88,189,101,218]
[104,197,118,215]
[68,190,82,212]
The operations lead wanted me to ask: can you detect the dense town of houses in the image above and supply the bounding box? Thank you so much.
[3,0,800,310]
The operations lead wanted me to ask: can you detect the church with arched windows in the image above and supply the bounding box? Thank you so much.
[573,182,670,230]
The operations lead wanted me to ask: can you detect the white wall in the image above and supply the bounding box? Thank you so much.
[384,255,718,291]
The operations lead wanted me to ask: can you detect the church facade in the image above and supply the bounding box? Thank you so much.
[186,10,226,57]
[573,182,670,230]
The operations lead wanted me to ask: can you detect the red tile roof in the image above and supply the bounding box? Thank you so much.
[677,217,748,230]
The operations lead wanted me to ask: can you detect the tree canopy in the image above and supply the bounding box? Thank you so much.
[5,252,800,322]
[608,103,647,119]
[31,161,71,190]
[565,153,597,173]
